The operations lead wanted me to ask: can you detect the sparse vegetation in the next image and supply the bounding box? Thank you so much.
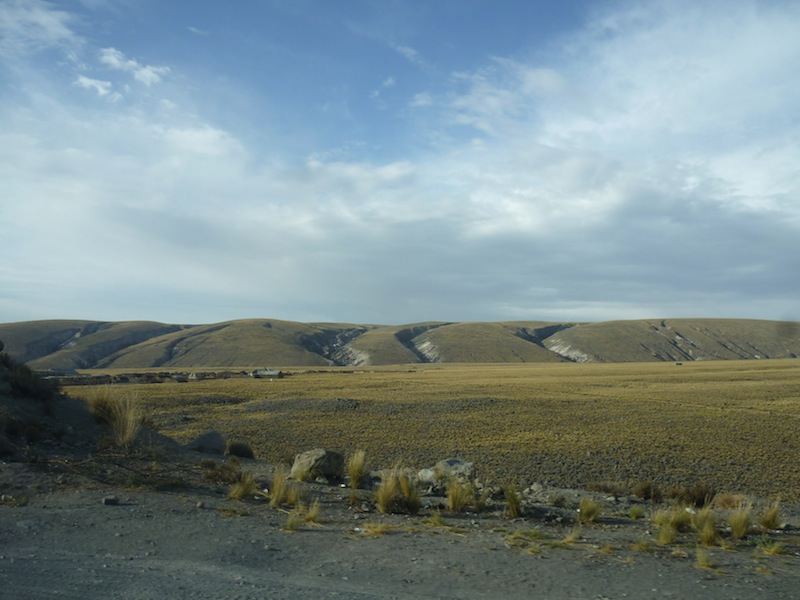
[226,441,255,459]
[758,500,781,531]
[447,477,474,513]
[375,466,421,515]
[64,360,800,504]
[628,505,646,520]
[577,497,600,524]
[729,502,753,540]
[693,507,718,546]
[227,471,258,501]
[346,449,368,499]
[504,482,523,518]
[86,386,142,448]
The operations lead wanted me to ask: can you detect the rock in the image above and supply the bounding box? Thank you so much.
[0,339,4,352]
[186,430,226,455]
[417,458,476,495]
[102,495,119,506]
[434,458,475,482]
[290,448,344,482]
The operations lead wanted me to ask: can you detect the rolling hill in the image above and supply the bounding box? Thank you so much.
[0,318,798,369]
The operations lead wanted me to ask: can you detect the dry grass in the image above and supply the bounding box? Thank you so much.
[227,471,258,501]
[577,497,600,524]
[346,449,368,489]
[85,386,142,448]
[728,503,753,540]
[504,482,523,518]
[628,505,646,520]
[66,360,800,502]
[758,500,781,531]
[447,477,474,514]
[693,507,718,546]
[375,466,421,515]
[269,468,300,509]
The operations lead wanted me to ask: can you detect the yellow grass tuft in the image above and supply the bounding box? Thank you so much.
[577,497,600,524]
[504,482,523,519]
[728,502,753,540]
[447,477,473,514]
[693,507,718,546]
[346,449,368,489]
[758,500,781,531]
[86,386,142,448]
[227,471,258,501]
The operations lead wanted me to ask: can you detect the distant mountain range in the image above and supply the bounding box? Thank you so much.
[0,318,798,369]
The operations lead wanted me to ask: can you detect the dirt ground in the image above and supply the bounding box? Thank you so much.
[1,393,800,599]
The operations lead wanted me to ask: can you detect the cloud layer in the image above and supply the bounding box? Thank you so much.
[1,0,798,325]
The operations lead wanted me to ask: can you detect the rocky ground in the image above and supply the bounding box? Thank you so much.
[1,365,800,599]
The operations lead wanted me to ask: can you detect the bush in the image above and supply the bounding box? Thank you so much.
[226,441,255,459]
[86,386,142,448]
[0,353,58,403]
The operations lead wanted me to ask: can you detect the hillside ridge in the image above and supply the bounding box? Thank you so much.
[0,318,798,369]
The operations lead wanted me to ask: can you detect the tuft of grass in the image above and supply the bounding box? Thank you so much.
[283,511,304,531]
[226,441,255,459]
[630,480,663,503]
[375,466,421,514]
[577,497,600,524]
[713,492,747,510]
[653,507,692,545]
[227,471,258,501]
[728,502,753,540]
[631,538,655,553]
[346,449,368,490]
[758,500,781,531]
[360,522,392,536]
[757,540,785,556]
[86,387,142,448]
[693,507,718,546]
[446,477,473,513]
[628,505,646,520]
[270,467,294,508]
[504,482,523,518]
[695,548,715,570]
[303,498,322,524]
[552,527,582,547]
[202,457,243,485]
[669,482,715,508]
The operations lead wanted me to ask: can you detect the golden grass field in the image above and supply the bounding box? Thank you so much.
[66,359,800,501]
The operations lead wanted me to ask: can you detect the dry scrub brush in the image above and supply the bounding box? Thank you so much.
[375,466,421,515]
[86,386,142,448]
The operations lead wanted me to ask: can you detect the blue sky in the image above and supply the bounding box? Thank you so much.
[1,0,799,326]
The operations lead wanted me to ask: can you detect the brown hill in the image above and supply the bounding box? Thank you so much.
[0,318,798,369]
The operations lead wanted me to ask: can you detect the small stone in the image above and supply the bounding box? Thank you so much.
[196,501,205,509]
[102,495,119,506]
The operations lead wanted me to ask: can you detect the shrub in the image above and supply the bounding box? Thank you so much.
[728,502,752,540]
[226,441,255,459]
[628,505,646,520]
[630,480,663,503]
[447,477,473,514]
[693,507,718,546]
[504,482,523,518]
[577,497,600,524]
[758,500,781,531]
[668,482,715,508]
[375,466,421,515]
[202,457,243,484]
[346,449,368,490]
[87,387,142,448]
[227,471,258,501]
[1,353,57,403]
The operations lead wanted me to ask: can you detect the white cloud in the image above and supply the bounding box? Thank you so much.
[99,47,170,86]
[1,0,799,325]
[74,74,122,101]
[392,44,425,67]
[0,0,79,58]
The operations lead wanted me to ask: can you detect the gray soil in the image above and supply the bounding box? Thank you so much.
[1,393,799,600]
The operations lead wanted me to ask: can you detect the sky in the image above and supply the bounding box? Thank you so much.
[1,0,799,326]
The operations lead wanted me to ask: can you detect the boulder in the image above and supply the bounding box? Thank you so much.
[417,458,476,495]
[290,448,344,482]
[186,430,226,455]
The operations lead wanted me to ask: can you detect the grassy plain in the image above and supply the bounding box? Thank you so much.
[66,359,800,501]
